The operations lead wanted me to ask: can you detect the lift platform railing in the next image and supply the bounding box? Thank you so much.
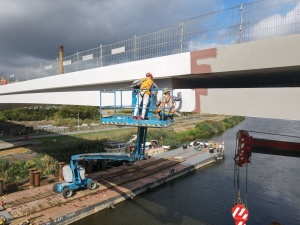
[99,88,175,128]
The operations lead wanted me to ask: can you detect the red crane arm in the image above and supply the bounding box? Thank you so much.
[251,138,300,157]
[235,130,300,167]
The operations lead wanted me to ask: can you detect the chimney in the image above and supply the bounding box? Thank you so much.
[59,45,64,74]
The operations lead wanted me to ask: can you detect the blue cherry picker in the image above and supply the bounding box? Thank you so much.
[53,86,176,198]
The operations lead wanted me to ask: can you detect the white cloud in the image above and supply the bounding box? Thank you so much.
[247,2,300,40]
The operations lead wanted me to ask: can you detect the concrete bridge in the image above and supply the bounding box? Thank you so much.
[1,33,299,120]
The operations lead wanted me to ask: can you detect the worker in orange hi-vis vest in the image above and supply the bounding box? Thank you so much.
[1,77,7,85]
[132,72,157,120]
[156,88,181,122]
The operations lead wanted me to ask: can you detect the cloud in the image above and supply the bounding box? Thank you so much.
[248,2,300,41]
[0,0,221,75]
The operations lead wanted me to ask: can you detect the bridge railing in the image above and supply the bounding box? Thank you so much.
[4,0,300,83]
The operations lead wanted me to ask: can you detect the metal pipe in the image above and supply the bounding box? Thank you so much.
[59,45,64,74]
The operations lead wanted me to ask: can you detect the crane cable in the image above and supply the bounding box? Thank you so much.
[233,132,249,206]
[232,133,249,225]
[233,137,238,204]
[245,162,248,208]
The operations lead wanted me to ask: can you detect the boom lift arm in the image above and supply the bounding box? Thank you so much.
[53,153,133,198]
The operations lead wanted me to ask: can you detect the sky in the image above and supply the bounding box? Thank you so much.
[0,0,298,75]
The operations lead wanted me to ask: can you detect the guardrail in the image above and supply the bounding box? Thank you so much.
[3,0,300,83]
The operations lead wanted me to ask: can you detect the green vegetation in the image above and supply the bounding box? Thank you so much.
[0,116,244,185]
[177,116,245,142]
[0,105,99,122]
[147,129,180,148]
[0,139,106,184]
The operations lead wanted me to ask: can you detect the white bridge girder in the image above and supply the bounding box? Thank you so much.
[200,88,300,121]
[1,88,299,121]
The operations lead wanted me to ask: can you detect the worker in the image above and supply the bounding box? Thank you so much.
[156,88,181,122]
[132,72,157,120]
[0,77,7,85]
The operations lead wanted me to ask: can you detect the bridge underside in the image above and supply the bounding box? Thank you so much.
[172,66,300,89]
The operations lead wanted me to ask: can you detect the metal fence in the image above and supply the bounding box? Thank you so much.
[4,0,300,83]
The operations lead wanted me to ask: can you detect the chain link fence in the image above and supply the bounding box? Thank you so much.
[3,0,300,83]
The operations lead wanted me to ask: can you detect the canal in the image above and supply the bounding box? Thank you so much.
[72,117,300,225]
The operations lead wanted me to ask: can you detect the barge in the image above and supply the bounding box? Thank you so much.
[0,146,219,225]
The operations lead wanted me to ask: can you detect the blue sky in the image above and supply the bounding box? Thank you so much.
[223,0,252,8]
[0,0,298,74]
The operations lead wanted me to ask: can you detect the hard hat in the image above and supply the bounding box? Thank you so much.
[163,88,170,94]
[146,72,153,78]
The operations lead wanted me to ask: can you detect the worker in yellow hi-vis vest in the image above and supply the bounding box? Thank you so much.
[156,88,181,122]
[132,72,157,120]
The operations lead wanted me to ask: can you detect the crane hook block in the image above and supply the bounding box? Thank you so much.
[232,203,249,225]
[235,130,252,167]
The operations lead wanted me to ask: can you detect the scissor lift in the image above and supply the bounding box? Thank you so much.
[100,87,174,160]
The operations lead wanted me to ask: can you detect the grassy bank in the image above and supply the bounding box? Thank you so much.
[176,116,245,142]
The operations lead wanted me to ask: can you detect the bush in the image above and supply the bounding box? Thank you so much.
[223,116,244,128]
[147,129,180,148]
[177,116,244,141]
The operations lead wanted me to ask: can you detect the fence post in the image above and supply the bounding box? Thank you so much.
[180,21,184,53]
[239,4,243,43]
[100,45,103,67]
[133,35,137,61]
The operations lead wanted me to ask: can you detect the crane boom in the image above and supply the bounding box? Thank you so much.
[250,138,300,157]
